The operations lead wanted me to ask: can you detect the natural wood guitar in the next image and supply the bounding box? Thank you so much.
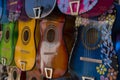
[38,15,68,79]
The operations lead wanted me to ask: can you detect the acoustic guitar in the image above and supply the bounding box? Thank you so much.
[0,22,17,66]
[57,0,98,16]
[0,0,9,23]
[15,19,36,71]
[25,0,56,19]
[7,0,22,21]
[38,15,68,79]
[69,4,119,80]
[26,20,42,80]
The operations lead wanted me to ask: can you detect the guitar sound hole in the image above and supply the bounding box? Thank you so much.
[47,29,55,42]
[24,30,29,41]
[86,28,98,45]
[13,71,17,79]
[6,30,10,41]
[31,77,37,80]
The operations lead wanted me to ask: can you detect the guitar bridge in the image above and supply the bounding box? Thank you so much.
[44,67,53,79]
[20,61,26,71]
[82,76,94,80]
[33,7,42,18]
[1,57,7,65]
[69,1,80,15]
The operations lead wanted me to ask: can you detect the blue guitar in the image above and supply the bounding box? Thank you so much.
[0,0,9,24]
[25,0,56,19]
[70,4,119,80]
[0,0,2,19]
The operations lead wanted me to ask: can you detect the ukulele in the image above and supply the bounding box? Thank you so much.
[26,20,42,80]
[57,0,98,16]
[0,22,17,66]
[38,15,68,79]
[0,0,9,23]
[7,0,22,21]
[25,0,56,19]
[15,19,36,71]
[69,4,119,80]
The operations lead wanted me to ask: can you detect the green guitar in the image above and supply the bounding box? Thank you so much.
[0,22,18,66]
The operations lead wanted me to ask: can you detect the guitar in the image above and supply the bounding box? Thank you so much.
[0,0,2,19]
[25,0,56,19]
[38,15,68,79]
[7,0,22,21]
[69,4,119,80]
[26,20,42,80]
[15,19,36,71]
[0,0,9,23]
[57,0,98,16]
[0,22,17,66]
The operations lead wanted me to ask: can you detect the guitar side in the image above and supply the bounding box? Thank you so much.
[15,19,36,71]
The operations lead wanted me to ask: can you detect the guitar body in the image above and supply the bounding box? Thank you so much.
[0,22,16,65]
[0,0,9,23]
[7,0,22,21]
[15,19,36,71]
[57,0,98,16]
[25,0,56,18]
[39,16,68,79]
[70,5,119,80]
[0,0,2,19]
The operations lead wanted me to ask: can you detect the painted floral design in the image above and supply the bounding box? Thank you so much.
[98,15,106,21]
[103,58,112,67]
[58,0,69,13]
[100,76,108,80]
[75,16,82,27]
[106,14,115,26]
[81,18,89,26]
[96,64,107,75]
[107,68,118,80]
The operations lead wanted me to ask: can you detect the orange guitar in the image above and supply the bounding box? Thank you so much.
[14,19,36,71]
[38,15,68,79]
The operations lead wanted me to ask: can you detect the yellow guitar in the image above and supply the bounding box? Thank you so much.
[14,19,36,71]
